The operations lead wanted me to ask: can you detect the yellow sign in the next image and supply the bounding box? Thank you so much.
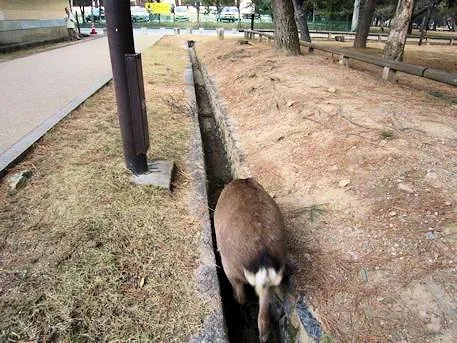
[146,3,171,15]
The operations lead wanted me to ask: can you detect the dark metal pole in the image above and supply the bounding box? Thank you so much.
[105,0,149,174]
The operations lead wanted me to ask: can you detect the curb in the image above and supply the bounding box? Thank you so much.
[184,47,229,343]
[192,54,250,181]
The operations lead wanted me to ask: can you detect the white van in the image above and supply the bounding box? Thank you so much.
[174,6,189,22]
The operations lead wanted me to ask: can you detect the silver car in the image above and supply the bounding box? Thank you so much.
[218,6,239,22]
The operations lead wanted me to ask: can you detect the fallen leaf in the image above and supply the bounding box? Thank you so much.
[139,276,145,288]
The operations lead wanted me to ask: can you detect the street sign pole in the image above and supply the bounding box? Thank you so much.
[105,0,149,174]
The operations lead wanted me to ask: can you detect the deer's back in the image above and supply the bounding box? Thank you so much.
[214,178,286,280]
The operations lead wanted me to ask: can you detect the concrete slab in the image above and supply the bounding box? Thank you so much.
[130,160,174,189]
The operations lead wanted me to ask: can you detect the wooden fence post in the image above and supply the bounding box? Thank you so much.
[339,55,350,67]
[382,66,397,82]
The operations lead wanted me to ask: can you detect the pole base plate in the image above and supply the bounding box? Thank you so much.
[131,160,175,190]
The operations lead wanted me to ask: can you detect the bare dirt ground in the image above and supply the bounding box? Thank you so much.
[0,37,210,341]
[196,38,457,342]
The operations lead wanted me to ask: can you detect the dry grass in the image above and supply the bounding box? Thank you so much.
[0,36,209,342]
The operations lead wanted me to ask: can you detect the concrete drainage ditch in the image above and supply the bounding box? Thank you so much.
[188,39,276,342]
[186,40,324,343]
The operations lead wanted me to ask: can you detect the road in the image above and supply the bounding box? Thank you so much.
[0,33,162,169]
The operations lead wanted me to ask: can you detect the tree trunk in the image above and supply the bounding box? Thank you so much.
[80,6,86,23]
[446,16,456,31]
[292,0,311,42]
[407,0,417,34]
[418,13,428,45]
[197,6,200,26]
[419,1,436,46]
[271,0,301,55]
[383,0,414,61]
[354,0,377,48]
[351,0,361,31]
[236,0,241,29]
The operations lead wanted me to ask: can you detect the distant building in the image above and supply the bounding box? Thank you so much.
[0,0,68,46]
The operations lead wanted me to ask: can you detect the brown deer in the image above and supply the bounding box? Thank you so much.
[214,178,287,342]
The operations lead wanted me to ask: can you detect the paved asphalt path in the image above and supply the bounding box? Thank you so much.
[0,33,162,156]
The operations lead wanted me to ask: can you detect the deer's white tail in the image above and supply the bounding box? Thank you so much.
[244,267,283,297]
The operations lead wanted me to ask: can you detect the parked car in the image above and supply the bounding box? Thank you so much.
[174,6,189,22]
[218,6,239,22]
[131,6,150,23]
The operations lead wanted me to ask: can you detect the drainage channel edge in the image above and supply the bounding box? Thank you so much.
[184,45,229,343]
